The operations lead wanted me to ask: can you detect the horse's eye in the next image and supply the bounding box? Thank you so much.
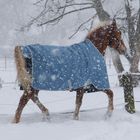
[118,31,121,35]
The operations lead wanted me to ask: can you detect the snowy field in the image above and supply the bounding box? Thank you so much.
[0,57,140,140]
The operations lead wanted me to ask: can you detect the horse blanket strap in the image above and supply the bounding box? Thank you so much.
[21,39,110,91]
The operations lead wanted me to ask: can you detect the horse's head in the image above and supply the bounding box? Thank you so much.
[108,19,126,54]
[87,19,126,55]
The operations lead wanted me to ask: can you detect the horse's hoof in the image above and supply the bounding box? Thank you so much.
[42,111,51,122]
[104,111,113,120]
[73,115,79,120]
[12,118,20,123]
[42,116,51,122]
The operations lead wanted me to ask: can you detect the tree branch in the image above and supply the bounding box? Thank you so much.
[69,14,97,39]
[135,8,140,37]
[57,2,94,9]
[125,0,136,52]
[33,0,44,5]
[38,6,94,26]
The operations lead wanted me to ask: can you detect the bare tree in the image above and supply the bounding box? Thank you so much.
[21,0,95,30]
[21,0,140,86]
[93,0,125,86]
[124,0,140,86]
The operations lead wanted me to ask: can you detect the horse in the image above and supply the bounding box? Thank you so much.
[13,19,126,123]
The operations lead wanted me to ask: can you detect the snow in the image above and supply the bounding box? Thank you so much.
[0,57,140,140]
[0,0,139,139]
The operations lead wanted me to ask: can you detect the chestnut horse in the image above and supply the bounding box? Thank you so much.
[13,19,126,123]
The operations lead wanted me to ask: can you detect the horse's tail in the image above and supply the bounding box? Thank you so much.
[14,46,31,91]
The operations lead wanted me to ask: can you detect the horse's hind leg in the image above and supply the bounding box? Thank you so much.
[13,88,49,123]
[73,89,84,120]
[103,89,114,117]
[13,90,32,123]
[30,88,49,120]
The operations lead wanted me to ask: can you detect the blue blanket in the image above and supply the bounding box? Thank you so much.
[22,39,110,91]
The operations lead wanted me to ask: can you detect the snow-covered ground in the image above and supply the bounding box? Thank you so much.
[0,57,140,140]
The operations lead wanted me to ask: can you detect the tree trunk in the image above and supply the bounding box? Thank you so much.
[121,73,135,113]
[93,0,110,21]
[94,0,125,85]
[129,53,140,86]
[125,2,140,86]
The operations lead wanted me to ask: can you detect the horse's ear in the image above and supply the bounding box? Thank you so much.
[112,19,117,27]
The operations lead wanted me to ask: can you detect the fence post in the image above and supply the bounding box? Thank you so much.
[5,55,7,70]
[120,73,135,113]
[0,78,2,89]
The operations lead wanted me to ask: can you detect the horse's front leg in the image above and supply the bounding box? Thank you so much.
[73,88,84,120]
[30,89,50,120]
[13,90,32,123]
[103,89,114,117]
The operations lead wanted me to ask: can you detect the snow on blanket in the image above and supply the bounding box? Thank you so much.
[22,39,110,90]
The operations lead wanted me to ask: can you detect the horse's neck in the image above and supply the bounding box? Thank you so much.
[87,27,110,55]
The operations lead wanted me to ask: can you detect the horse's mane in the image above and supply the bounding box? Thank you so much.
[87,21,111,38]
